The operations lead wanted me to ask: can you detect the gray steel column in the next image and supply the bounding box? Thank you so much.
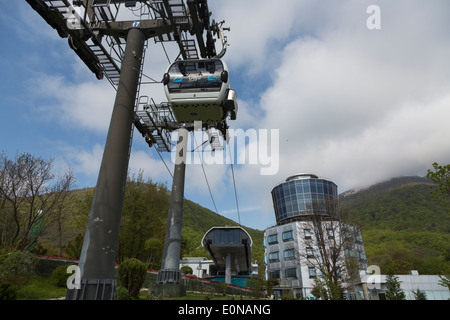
[66,27,146,300]
[225,253,231,284]
[157,128,189,284]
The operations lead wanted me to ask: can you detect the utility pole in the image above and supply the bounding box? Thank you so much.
[155,128,189,296]
[66,27,145,300]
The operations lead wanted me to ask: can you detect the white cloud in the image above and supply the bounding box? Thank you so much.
[28,74,115,133]
[128,150,173,184]
[241,1,450,192]
[12,0,450,230]
[213,0,450,223]
[72,144,104,177]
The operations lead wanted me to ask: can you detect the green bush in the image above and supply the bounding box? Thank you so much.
[50,265,72,287]
[0,251,38,277]
[203,286,215,300]
[116,286,134,300]
[118,258,146,299]
[181,266,193,275]
[0,251,38,287]
[0,283,17,300]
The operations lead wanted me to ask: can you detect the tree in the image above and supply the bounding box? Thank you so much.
[412,289,426,300]
[144,237,163,269]
[299,199,361,300]
[49,167,76,256]
[438,274,450,291]
[426,162,450,206]
[385,274,406,300]
[266,278,279,298]
[63,233,84,259]
[117,258,147,299]
[117,171,169,263]
[311,277,328,300]
[0,152,75,251]
[245,276,264,299]
[344,257,362,300]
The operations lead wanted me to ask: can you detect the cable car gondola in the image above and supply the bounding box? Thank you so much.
[163,58,237,124]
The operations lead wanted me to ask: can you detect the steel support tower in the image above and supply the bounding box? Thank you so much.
[26,0,232,299]
[157,128,188,285]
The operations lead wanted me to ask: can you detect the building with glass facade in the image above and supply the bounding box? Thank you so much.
[271,173,338,224]
[264,174,368,299]
[264,173,449,300]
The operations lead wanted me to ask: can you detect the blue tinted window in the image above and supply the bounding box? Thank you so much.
[267,234,278,245]
[317,181,324,194]
[268,251,279,262]
[289,181,296,195]
[282,230,293,241]
[214,229,240,243]
[311,181,317,193]
[298,201,306,211]
[295,180,303,193]
[303,183,310,193]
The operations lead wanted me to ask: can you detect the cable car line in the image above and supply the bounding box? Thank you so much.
[160,41,171,64]
[154,147,208,234]
[227,142,241,226]
[191,132,225,226]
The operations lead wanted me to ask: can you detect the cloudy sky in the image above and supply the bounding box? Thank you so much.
[1,1,450,231]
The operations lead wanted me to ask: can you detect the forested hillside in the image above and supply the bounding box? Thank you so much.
[340,176,450,275]
[35,173,449,277]
[37,174,264,271]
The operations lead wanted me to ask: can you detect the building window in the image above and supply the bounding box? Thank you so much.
[268,251,279,262]
[267,234,278,245]
[268,270,280,279]
[285,267,297,279]
[214,229,240,243]
[304,229,312,239]
[306,247,314,258]
[283,249,295,260]
[359,252,367,260]
[327,229,334,239]
[308,267,316,278]
[282,230,293,242]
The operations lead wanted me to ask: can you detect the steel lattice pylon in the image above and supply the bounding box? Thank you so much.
[26,0,234,299]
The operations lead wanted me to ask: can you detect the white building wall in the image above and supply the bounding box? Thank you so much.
[179,257,214,278]
[264,219,368,299]
[360,273,450,300]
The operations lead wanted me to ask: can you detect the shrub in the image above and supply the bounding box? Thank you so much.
[116,286,134,300]
[118,258,147,299]
[0,283,17,300]
[0,251,38,287]
[0,251,38,277]
[50,265,72,287]
[203,286,215,300]
[180,266,193,275]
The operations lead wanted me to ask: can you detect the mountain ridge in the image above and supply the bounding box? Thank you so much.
[38,175,449,275]
[339,175,450,274]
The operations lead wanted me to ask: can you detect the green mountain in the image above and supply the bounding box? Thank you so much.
[340,176,450,275]
[38,175,449,276]
[38,184,265,271]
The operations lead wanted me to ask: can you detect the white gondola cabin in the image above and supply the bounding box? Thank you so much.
[163,58,237,124]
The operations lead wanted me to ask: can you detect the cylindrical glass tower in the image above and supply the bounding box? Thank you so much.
[271,173,338,224]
